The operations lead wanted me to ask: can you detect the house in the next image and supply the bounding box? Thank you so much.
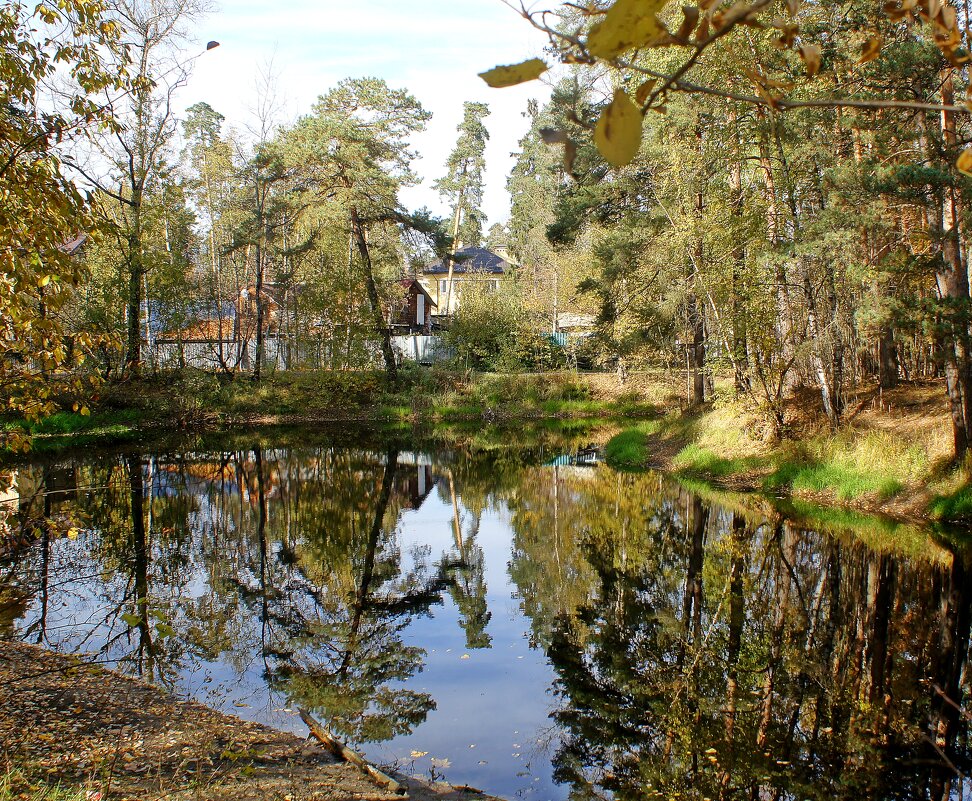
[419,246,510,316]
[236,283,285,337]
[59,233,88,257]
[388,278,437,334]
[150,285,291,371]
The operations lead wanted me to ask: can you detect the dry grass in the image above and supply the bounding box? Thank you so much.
[606,377,964,522]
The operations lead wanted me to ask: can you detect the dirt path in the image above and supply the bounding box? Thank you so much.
[0,641,490,801]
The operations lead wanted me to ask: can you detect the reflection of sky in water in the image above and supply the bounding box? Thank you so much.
[8,446,970,801]
[373,497,560,798]
[8,456,570,800]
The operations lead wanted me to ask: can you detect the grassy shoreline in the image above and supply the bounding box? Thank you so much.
[603,381,972,525]
[2,368,659,453]
[6,367,970,524]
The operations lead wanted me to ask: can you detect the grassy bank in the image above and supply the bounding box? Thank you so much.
[603,381,971,524]
[9,367,970,525]
[2,367,659,453]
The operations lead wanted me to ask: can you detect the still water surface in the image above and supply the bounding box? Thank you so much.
[1,430,970,800]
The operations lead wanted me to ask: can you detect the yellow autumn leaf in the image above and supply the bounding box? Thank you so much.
[478,58,548,88]
[37,274,51,288]
[586,0,670,60]
[594,89,643,167]
[635,78,657,105]
[859,35,882,63]
[799,43,822,77]
[957,147,972,175]
[66,527,79,540]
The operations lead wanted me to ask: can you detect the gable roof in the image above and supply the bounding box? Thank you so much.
[400,278,437,307]
[423,246,507,276]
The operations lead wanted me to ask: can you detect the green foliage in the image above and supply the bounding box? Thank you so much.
[436,101,490,247]
[929,484,972,522]
[0,0,125,443]
[446,283,570,372]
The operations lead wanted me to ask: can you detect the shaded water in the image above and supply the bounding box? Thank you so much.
[1,430,970,800]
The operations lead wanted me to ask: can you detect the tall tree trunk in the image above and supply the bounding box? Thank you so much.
[729,111,750,394]
[125,207,144,376]
[920,96,972,459]
[805,269,840,427]
[758,131,797,399]
[879,325,899,389]
[688,123,707,405]
[686,279,706,406]
[254,236,265,382]
[350,206,397,382]
[444,181,465,317]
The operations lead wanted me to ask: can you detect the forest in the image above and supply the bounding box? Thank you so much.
[6,0,972,462]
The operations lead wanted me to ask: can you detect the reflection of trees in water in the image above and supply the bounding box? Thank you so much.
[442,468,491,650]
[164,446,460,745]
[1,457,198,685]
[10,441,969,797]
[513,469,972,801]
[1,446,496,747]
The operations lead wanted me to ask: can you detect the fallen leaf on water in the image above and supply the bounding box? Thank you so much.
[410,750,428,758]
[460,654,470,660]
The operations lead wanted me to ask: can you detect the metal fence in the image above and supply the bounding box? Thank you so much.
[152,335,451,370]
[391,335,452,364]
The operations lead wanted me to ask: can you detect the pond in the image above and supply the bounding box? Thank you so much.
[1,428,970,800]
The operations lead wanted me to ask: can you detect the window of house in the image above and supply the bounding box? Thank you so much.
[439,279,448,294]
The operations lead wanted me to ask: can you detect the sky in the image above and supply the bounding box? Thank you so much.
[179,0,555,229]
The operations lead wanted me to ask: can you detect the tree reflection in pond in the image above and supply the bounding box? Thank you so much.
[1,440,970,800]
[533,470,971,801]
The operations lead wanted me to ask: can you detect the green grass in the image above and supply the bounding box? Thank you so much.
[928,484,972,521]
[765,459,904,500]
[0,770,89,801]
[5,408,143,436]
[673,443,760,478]
[604,421,661,469]
[603,401,938,527]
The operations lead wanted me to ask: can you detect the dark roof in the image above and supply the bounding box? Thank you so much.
[399,278,437,307]
[423,246,507,276]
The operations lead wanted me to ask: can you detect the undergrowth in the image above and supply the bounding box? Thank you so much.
[0,769,88,801]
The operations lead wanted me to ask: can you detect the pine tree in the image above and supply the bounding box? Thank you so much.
[435,101,490,314]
